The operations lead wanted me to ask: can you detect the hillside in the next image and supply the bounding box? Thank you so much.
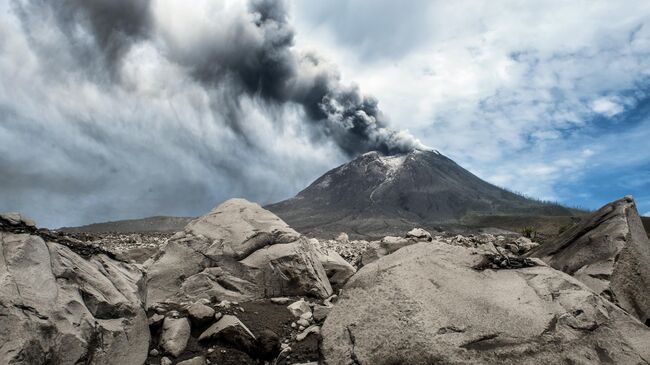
[60,215,194,233]
[267,149,575,238]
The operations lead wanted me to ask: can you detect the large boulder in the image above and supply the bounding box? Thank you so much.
[321,242,650,365]
[529,196,650,324]
[311,244,356,286]
[0,216,149,365]
[146,199,332,307]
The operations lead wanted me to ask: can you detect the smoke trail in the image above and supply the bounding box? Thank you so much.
[16,0,424,156]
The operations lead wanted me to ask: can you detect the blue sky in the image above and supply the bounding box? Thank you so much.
[291,0,650,216]
[1,0,649,227]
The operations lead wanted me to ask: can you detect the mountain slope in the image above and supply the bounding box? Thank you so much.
[60,215,194,233]
[267,149,573,237]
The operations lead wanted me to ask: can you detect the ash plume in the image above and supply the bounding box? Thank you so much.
[18,0,424,157]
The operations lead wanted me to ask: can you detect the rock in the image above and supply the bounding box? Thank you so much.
[313,305,331,322]
[287,299,311,317]
[336,232,349,243]
[314,248,356,286]
[270,297,291,304]
[187,302,216,324]
[406,228,432,242]
[0,212,35,227]
[149,313,165,327]
[300,311,313,321]
[0,227,149,365]
[240,239,332,298]
[297,318,310,327]
[361,236,418,266]
[185,198,300,258]
[515,236,538,252]
[321,242,650,365]
[199,315,256,354]
[160,317,191,357]
[150,349,159,356]
[177,356,207,365]
[530,196,650,323]
[161,357,172,365]
[214,312,223,321]
[296,325,320,341]
[147,199,332,307]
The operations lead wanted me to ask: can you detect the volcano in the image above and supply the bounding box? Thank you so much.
[266,149,574,238]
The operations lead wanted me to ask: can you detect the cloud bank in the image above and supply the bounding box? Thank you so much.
[0,0,422,227]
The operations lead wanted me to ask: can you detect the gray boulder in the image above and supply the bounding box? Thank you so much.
[146,199,332,307]
[321,242,650,365]
[160,317,191,357]
[198,315,257,353]
[530,196,650,323]
[406,228,432,241]
[0,223,149,364]
[313,246,356,286]
[186,302,216,325]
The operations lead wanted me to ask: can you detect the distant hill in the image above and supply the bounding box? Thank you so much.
[267,149,576,238]
[60,216,194,233]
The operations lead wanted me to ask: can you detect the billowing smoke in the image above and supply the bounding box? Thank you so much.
[18,0,423,156]
[173,0,424,156]
[1,0,426,227]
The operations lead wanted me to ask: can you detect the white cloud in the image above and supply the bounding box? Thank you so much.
[591,97,625,117]
[643,212,650,217]
[291,0,650,203]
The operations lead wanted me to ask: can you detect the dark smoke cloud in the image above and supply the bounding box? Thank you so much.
[166,0,424,156]
[0,0,424,227]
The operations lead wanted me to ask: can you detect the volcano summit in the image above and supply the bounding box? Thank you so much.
[267,149,573,238]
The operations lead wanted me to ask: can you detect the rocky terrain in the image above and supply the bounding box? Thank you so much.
[2,194,650,364]
[61,216,194,234]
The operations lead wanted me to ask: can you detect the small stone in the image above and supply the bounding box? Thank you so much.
[291,322,297,328]
[297,318,310,327]
[299,312,313,321]
[287,299,311,317]
[296,325,320,342]
[214,312,223,321]
[187,303,216,324]
[217,300,231,309]
[148,313,165,327]
[299,325,305,331]
[270,297,291,305]
[150,349,159,356]
[160,357,172,365]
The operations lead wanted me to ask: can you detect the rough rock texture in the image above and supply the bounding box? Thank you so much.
[0,218,149,365]
[146,199,332,308]
[199,315,257,353]
[530,196,650,323]
[321,242,650,365]
[160,317,191,357]
[311,244,356,286]
[187,302,216,325]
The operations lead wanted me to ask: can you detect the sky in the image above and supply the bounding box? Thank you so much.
[1,0,649,227]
